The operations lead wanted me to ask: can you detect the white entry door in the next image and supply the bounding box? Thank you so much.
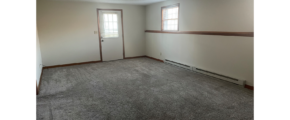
[99,10,123,61]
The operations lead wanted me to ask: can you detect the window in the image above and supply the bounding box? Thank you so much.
[103,13,118,38]
[162,4,179,31]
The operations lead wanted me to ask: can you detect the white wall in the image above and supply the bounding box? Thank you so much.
[145,0,254,86]
[36,30,43,86]
[37,0,146,66]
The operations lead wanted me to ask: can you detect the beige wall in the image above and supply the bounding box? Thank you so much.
[145,0,254,86]
[37,0,254,86]
[37,0,146,66]
[36,29,43,86]
[146,0,253,31]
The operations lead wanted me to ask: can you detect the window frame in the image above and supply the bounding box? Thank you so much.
[161,3,180,31]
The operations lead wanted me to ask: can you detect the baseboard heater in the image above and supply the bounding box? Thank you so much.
[164,59,245,85]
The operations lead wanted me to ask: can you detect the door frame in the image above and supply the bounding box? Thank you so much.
[97,9,125,62]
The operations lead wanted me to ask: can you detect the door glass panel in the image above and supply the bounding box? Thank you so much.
[103,13,118,38]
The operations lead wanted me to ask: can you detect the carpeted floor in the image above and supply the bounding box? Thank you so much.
[37,58,253,120]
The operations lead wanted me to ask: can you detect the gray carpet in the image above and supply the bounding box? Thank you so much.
[37,58,253,120]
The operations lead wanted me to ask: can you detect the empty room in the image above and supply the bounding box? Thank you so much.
[36,0,254,119]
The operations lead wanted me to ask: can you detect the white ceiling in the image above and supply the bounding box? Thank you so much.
[45,0,169,5]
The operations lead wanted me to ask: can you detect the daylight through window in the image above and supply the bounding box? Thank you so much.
[162,4,179,31]
[103,13,118,38]
[162,5,179,31]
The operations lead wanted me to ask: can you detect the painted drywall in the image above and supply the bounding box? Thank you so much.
[36,30,43,86]
[45,0,168,5]
[37,0,146,66]
[145,0,254,86]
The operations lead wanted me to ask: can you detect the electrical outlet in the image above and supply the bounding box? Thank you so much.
[160,53,162,56]
[94,31,98,34]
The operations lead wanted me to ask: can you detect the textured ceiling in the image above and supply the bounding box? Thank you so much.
[42,0,169,5]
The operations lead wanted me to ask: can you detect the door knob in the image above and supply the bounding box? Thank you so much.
[102,40,104,42]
